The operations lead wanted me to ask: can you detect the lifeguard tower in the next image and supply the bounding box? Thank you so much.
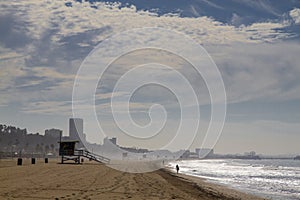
[59,141,110,164]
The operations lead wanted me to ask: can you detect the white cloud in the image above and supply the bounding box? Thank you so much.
[290,8,300,24]
[0,0,294,46]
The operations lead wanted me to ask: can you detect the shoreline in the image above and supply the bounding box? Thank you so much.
[159,168,266,200]
[0,158,266,199]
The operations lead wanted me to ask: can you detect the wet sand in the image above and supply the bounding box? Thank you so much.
[0,159,266,200]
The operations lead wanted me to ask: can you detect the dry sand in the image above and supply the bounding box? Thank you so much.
[0,158,266,200]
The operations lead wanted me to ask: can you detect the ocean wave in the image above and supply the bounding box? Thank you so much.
[170,159,300,200]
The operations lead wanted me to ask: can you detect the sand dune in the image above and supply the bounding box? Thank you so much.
[0,159,265,200]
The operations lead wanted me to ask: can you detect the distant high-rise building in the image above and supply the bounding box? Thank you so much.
[69,118,83,141]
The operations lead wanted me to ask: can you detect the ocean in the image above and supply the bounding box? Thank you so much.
[169,159,300,200]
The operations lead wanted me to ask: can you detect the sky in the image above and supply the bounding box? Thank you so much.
[0,0,300,155]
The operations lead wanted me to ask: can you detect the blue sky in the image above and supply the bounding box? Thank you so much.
[0,0,300,154]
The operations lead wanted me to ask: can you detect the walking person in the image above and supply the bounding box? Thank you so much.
[176,164,179,174]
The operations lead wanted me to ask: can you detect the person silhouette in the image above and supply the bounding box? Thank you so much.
[176,164,179,174]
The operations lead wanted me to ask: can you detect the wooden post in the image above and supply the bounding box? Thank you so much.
[17,158,22,166]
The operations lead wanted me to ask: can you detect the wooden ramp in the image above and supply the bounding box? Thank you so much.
[74,149,110,164]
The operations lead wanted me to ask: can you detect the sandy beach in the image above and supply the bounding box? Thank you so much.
[0,159,266,200]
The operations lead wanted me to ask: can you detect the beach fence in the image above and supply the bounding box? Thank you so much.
[0,152,52,166]
[15,157,50,166]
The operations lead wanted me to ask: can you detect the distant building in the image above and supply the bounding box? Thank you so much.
[109,137,117,145]
[103,137,117,145]
[188,152,199,158]
[69,118,83,141]
[120,146,149,154]
[195,148,214,159]
[180,150,191,159]
[244,151,256,156]
[45,128,62,139]
[103,137,150,154]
